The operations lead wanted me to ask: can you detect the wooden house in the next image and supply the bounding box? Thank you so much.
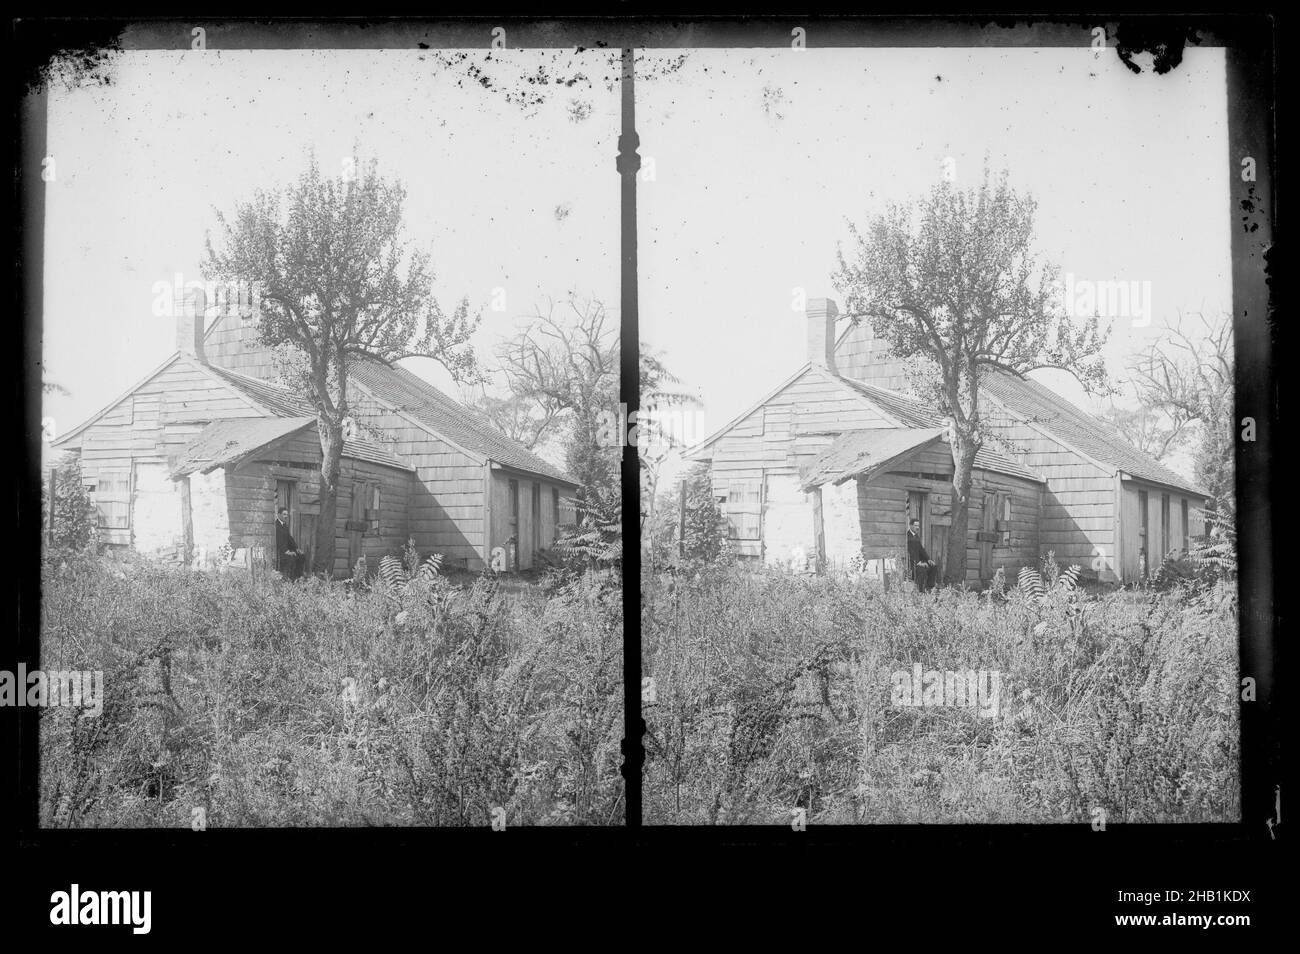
[51,305,578,575]
[685,298,1210,585]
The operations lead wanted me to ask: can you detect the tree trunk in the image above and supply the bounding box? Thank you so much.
[944,433,978,586]
[314,418,345,577]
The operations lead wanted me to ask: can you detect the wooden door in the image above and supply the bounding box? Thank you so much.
[275,480,296,571]
[905,491,928,582]
[508,479,520,569]
[299,514,317,575]
[531,482,541,561]
[929,523,949,584]
[348,480,364,571]
[979,492,996,580]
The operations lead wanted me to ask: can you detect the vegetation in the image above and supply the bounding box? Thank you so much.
[643,558,1238,824]
[44,459,98,553]
[40,549,623,827]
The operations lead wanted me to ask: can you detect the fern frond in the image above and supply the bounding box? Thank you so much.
[1018,566,1045,603]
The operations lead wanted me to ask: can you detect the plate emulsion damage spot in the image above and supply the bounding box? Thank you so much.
[18,20,124,94]
[1113,21,1203,75]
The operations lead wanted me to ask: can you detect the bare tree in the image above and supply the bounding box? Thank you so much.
[1130,310,1235,525]
[205,153,479,575]
[1096,402,1189,462]
[465,390,562,452]
[835,168,1109,585]
[495,295,619,502]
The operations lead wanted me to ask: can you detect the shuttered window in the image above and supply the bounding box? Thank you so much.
[1181,498,1190,551]
[93,469,131,529]
[724,478,762,541]
[368,484,381,533]
[1161,493,1171,558]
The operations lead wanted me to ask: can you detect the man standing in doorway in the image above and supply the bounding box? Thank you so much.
[275,506,303,580]
[907,518,935,593]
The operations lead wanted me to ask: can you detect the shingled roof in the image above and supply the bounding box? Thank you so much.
[172,416,413,477]
[349,359,578,485]
[833,375,1043,482]
[206,365,315,417]
[800,427,948,491]
[980,370,1207,495]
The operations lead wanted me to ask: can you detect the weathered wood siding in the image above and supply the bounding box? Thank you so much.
[836,322,910,391]
[203,312,277,380]
[347,389,486,569]
[66,356,267,546]
[855,443,1041,584]
[488,468,574,570]
[222,430,412,577]
[835,323,1123,581]
[981,402,1118,579]
[703,367,896,558]
[1117,479,1206,582]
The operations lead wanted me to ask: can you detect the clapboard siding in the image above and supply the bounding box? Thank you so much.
[833,321,1133,581]
[979,404,1117,575]
[229,442,412,577]
[346,390,487,568]
[699,367,1042,576]
[708,367,895,490]
[69,356,266,549]
[856,444,1041,584]
[487,469,574,570]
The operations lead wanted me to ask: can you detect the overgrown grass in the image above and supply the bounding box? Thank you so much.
[642,565,1239,825]
[40,552,623,827]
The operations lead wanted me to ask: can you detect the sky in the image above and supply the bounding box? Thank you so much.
[40,48,620,460]
[636,46,1230,485]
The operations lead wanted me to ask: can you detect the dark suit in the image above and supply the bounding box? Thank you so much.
[276,518,302,579]
[907,529,933,592]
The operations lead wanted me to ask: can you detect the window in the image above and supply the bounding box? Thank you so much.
[999,492,1012,546]
[93,469,131,529]
[1161,493,1171,558]
[509,479,519,533]
[1181,498,1190,552]
[724,478,761,541]
[368,484,381,533]
[552,487,561,534]
[531,482,541,555]
[1138,490,1149,577]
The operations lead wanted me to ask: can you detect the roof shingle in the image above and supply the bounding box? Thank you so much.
[172,416,413,477]
[833,374,1043,482]
[980,370,1207,495]
[801,427,947,491]
[349,360,578,485]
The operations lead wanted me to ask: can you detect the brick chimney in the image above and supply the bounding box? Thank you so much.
[805,297,839,373]
[176,287,207,363]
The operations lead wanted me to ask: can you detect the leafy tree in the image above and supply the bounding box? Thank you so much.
[44,459,97,553]
[647,463,726,568]
[638,345,699,552]
[205,153,479,574]
[835,168,1109,585]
